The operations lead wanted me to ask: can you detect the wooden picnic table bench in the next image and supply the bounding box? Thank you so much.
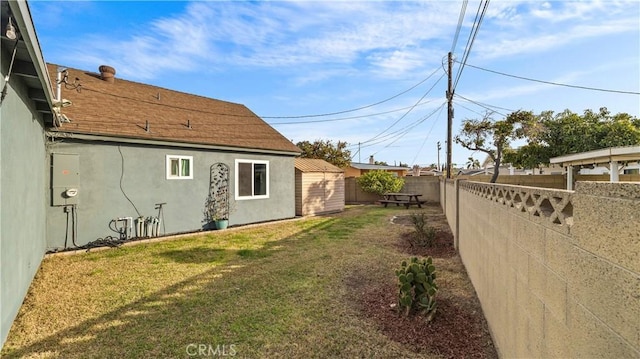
[379,193,425,208]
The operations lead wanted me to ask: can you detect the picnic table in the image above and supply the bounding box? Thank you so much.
[379,193,425,208]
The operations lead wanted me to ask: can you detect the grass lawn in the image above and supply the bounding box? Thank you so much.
[2,205,495,358]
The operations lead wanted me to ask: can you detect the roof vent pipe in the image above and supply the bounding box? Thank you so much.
[98,65,116,83]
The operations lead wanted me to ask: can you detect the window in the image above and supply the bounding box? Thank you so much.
[166,155,193,179]
[235,159,268,199]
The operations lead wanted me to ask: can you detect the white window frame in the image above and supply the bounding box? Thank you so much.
[166,155,193,180]
[235,159,269,200]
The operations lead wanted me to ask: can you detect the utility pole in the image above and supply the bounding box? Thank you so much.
[446,52,454,179]
[437,141,441,171]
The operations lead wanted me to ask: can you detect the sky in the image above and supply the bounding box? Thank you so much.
[29,1,640,168]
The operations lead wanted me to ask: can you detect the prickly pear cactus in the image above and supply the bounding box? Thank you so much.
[395,256,438,321]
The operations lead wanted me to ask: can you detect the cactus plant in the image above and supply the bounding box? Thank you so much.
[395,256,438,321]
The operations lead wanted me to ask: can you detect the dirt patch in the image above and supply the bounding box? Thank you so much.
[391,208,456,258]
[358,279,496,358]
[350,204,497,358]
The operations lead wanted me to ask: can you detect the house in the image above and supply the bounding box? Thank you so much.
[345,156,409,177]
[1,0,56,347]
[407,166,442,176]
[45,63,301,249]
[294,158,344,216]
[1,0,301,347]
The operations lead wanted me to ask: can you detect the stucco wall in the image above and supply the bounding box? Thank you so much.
[0,52,48,346]
[451,180,639,358]
[45,140,296,249]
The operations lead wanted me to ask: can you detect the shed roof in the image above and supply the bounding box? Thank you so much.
[294,158,343,173]
[46,64,300,154]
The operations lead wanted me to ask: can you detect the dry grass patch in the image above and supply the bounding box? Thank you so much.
[2,205,495,358]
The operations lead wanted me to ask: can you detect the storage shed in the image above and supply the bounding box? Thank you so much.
[294,158,345,216]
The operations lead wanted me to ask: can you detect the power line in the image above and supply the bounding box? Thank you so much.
[410,103,446,165]
[454,93,514,116]
[450,0,468,53]
[459,62,640,95]
[358,73,446,146]
[372,102,447,156]
[456,101,488,117]
[453,0,490,91]
[353,99,444,151]
[78,67,443,123]
[270,98,438,125]
[347,101,447,150]
[262,66,442,119]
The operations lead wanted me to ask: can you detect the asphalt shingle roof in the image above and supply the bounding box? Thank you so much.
[294,158,344,173]
[47,64,300,154]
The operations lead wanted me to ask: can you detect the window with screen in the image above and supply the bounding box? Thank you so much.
[166,155,193,179]
[236,159,268,199]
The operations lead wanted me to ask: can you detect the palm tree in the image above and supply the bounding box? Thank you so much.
[466,157,481,169]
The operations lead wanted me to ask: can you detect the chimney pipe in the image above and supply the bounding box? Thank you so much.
[98,65,116,83]
[369,155,374,164]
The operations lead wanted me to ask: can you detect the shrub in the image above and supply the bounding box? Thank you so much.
[409,213,436,247]
[356,170,404,196]
[395,257,438,321]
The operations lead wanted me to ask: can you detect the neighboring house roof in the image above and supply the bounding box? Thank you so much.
[457,169,486,176]
[46,64,300,154]
[294,158,344,173]
[349,162,409,171]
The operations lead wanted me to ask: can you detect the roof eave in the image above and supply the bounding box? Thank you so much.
[46,131,300,156]
[10,1,55,108]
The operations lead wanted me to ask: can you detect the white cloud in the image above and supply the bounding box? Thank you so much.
[53,1,466,81]
[474,1,639,60]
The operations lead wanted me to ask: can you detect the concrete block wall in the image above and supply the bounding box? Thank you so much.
[444,180,457,246]
[344,177,382,203]
[345,176,441,204]
[452,180,639,358]
[401,176,440,203]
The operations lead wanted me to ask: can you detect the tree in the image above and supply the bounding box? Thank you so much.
[598,112,640,148]
[503,143,549,171]
[296,139,352,168]
[465,157,480,169]
[455,111,536,183]
[374,160,389,166]
[356,170,404,196]
[508,108,640,167]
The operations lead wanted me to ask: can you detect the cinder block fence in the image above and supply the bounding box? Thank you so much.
[442,179,639,358]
